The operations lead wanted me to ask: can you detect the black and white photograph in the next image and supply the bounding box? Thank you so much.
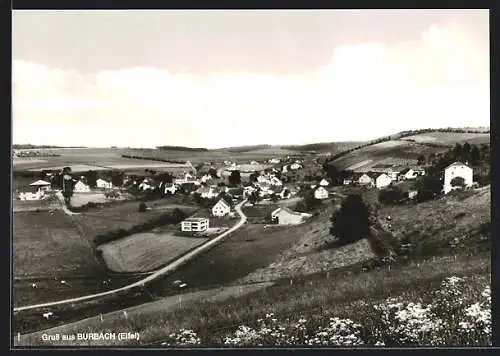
[11,9,491,347]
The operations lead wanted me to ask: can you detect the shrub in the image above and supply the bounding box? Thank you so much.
[138,202,147,212]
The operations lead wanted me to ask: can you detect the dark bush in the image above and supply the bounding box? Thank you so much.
[138,202,147,212]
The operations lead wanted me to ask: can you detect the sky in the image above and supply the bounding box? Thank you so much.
[12,10,490,149]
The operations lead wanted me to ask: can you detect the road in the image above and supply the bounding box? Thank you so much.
[13,199,248,312]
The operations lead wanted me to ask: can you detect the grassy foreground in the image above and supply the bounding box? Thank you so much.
[20,251,490,347]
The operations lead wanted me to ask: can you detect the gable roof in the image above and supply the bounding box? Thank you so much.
[30,180,51,186]
[445,161,471,170]
[271,207,303,217]
[214,199,231,210]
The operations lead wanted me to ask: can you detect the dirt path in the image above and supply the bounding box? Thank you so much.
[13,199,248,312]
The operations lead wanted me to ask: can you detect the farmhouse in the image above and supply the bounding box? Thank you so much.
[212,199,231,217]
[343,178,353,185]
[73,180,91,193]
[376,174,392,189]
[164,184,177,195]
[196,186,218,199]
[404,169,418,180]
[314,186,329,200]
[358,174,374,186]
[290,163,302,170]
[319,178,329,187]
[96,178,113,189]
[269,158,281,164]
[443,162,473,194]
[138,179,154,191]
[270,176,283,186]
[181,217,209,232]
[271,207,312,225]
[29,179,51,194]
[408,190,418,199]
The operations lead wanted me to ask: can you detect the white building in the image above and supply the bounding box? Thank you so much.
[73,180,91,193]
[196,186,218,199]
[270,176,283,186]
[96,178,113,189]
[443,162,473,194]
[376,174,392,189]
[271,208,311,225]
[138,180,154,191]
[404,169,418,180]
[358,174,373,186]
[29,180,51,194]
[314,186,329,200]
[319,178,329,187]
[269,158,281,164]
[212,199,231,217]
[290,163,302,170]
[181,218,209,232]
[164,184,177,195]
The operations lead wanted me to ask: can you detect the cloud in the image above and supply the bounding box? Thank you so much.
[12,22,489,148]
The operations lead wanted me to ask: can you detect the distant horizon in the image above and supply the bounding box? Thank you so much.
[12,10,489,148]
[12,125,491,150]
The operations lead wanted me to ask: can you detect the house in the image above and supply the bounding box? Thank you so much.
[200,174,212,183]
[96,178,113,189]
[257,175,269,184]
[404,169,418,180]
[212,199,231,217]
[138,179,154,191]
[250,160,259,165]
[279,187,292,199]
[164,184,177,195]
[269,158,281,164]
[282,165,289,173]
[443,162,473,194]
[271,207,312,225]
[270,176,283,186]
[19,191,45,201]
[314,186,329,200]
[319,178,329,187]
[343,178,353,185]
[181,217,209,232]
[29,180,51,194]
[387,168,402,181]
[376,174,392,189]
[73,180,91,193]
[408,190,418,199]
[358,174,374,186]
[290,163,302,170]
[196,186,218,199]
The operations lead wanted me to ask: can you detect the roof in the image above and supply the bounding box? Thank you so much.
[30,180,51,186]
[271,207,303,217]
[445,162,471,170]
[377,173,390,179]
[182,217,209,223]
[214,199,231,209]
[96,178,110,182]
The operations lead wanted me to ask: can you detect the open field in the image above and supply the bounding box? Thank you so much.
[378,185,491,258]
[13,211,107,306]
[17,251,490,345]
[70,192,121,207]
[97,231,209,273]
[13,194,60,212]
[332,140,448,171]
[400,132,490,146]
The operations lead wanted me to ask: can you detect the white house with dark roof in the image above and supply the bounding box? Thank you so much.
[271,207,312,225]
[319,178,329,187]
[314,186,329,200]
[443,162,473,194]
[73,180,91,193]
[96,178,113,189]
[376,173,392,189]
[358,174,374,186]
[212,199,231,217]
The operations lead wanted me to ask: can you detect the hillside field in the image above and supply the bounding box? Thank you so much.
[400,132,490,146]
[97,231,208,273]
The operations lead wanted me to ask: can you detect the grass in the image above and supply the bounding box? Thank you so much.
[400,132,490,146]
[97,231,209,273]
[18,252,489,346]
[378,186,491,258]
[13,211,106,306]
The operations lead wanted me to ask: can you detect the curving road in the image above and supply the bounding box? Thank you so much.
[14,200,248,312]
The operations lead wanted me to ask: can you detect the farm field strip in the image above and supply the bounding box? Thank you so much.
[97,232,209,273]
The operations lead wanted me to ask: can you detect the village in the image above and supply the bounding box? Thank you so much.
[15,153,477,233]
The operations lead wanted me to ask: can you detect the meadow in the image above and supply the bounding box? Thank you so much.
[97,231,209,273]
[13,211,106,306]
[400,132,490,146]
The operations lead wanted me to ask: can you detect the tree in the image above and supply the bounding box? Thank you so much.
[138,202,147,212]
[470,145,480,165]
[249,172,259,183]
[417,155,426,165]
[414,174,442,202]
[86,170,98,188]
[323,163,339,184]
[330,194,371,245]
[158,172,173,184]
[450,176,466,188]
[51,173,63,190]
[62,175,74,204]
[208,168,218,178]
[228,170,241,186]
[110,171,125,187]
[461,142,471,162]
